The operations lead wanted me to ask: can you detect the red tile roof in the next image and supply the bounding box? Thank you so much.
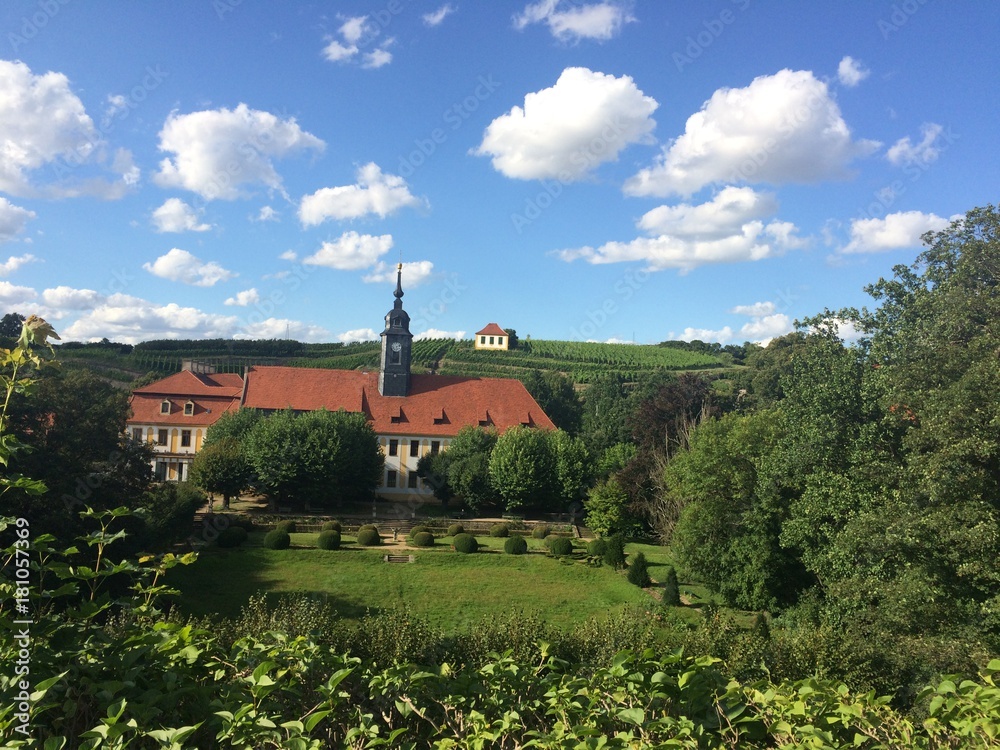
[128,370,243,427]
[242,366,554,436]
[475,322,508,337]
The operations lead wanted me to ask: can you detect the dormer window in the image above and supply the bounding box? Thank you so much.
[392,316,401,328]
[160,400,171,415]
[184,401,195,416]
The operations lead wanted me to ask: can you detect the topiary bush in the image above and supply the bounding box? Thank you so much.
[358,523,379,533]
[321,520,342,532]
[662,565,681,606]
[587,538,608,557]
[627,552,651,587]
[452,533,478,554]
[531,525,551,539]
[217,526,248,548]
[447,523,465,537]
[603,534,626,570]
[317,530,341,550]
[490,523,510,538]
[263,529,291,550]
[547,536,574,557]
[356,527,381,546]
[504,536,528,555]
[411,531,435,547]
[408,524,432,538]
[275,519,296,534]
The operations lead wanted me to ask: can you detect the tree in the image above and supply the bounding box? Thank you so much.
[584,477,640,538]
[580,373,633,455]
[488,426,557,512]
[662,566,681,606]
[523,370,583,435]
[244,409,383,510]
[416,426,497,511]
[627,551,651,587]
[204,407,264,447]
[190,437,253,509]
[0,311,25,341]
[551,429,591,505]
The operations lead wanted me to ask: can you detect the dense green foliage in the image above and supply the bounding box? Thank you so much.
[547,536,574,557]
[489,522,510,537]
[531,524,550,539]
[275,519,297,533]
[446,522,464,536]
[216,526,248,548]
[321,519,341,532]
[189,436,252,509]
[663,565,682,606]
[627,551,652,587]
[410,530,435,547]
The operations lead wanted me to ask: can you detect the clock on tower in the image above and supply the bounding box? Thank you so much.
[378,263,412,397]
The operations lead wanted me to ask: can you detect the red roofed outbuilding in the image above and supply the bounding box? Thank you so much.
[474,322,509,350]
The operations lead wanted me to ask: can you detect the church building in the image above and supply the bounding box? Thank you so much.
[127,265,554,495]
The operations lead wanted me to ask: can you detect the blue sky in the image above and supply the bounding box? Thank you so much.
[0,1,995,345]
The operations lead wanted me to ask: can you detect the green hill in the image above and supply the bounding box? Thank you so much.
[55,337,734,386]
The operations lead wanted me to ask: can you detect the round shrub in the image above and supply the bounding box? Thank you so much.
[317,530,341,550]
[447,523,465,537]
[263,529,291,550]
[490,523,510,538]
[411,531,435,547]
[358,523,379,533]
[275,520,296,534]
[356,527,381,546]
[321,520,342,532]
[452,533,479,554]
[217,526,247,548]
[504,536,528,555]
[662,565,681,606]
[587,538,608,557]
[408,524,432,538]
[531,525,551,539]
[547,536,574,557]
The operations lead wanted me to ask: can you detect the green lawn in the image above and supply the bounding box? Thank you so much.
[168,534,663,633]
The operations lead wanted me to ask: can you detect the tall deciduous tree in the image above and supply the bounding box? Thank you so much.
[189,436,253,510]
[488,426,557,512]
[523,370,583,435]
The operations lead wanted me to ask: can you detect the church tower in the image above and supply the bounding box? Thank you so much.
[378,263,412,397]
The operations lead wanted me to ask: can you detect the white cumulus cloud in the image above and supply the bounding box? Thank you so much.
[423,4,455,26]
[0,199,37,243]
[224,288,261,307]
[61,293,240,343]
[363,260,435,287]
[154,104,325,200]
[0,280,38,306]
[415,328,466,340]
[475,67,657,181]
[302,232,393,271]
[840,210,952,254]
[299,163,423,226]
[152,198,212,233]
[41,286,103,310]
[625,69,880,197]
[236,318,329,342]
[886,123,945,166]
[837,56,870,87]
[337,327,378,344]
[674,300,793,346]
[558,186,805,272]
[0,252,38,275]
[322,15,395,68]
[143,248,238,287]
[513,1,635,42]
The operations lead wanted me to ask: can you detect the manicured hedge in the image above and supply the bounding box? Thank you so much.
[411,531,435,547]
[356,527,381,546]
[504,536,528,555]
[275,520,296,534]
[217,526,248,548]
[587,538,608,557]
[490,523,510,538]
[263,529,291,550]
[321,520,342,532]
[531,525,551,539]
[317,530,341,550]
[452,533,478,553]
[447,523,465,536]
[547,536,574,557]
[408,524,432,538]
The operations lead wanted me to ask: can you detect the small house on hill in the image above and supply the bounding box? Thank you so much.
[475,323,509,350]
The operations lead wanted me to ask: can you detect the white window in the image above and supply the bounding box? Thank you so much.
[184,401,194,416]
[160,400,171,415]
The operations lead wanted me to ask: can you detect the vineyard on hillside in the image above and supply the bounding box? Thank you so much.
[55,336,731,385]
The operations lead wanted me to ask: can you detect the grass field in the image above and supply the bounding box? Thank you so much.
[168,533,691,633]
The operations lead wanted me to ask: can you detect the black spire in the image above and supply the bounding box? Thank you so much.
[379,263,412,397]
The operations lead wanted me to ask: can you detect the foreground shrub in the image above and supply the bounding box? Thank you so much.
[490,523,510,537]
[447,522,465,536]
[217,526,248,548]
[411,531,435,547]
[317,529,341,550]
[453,533,479,553]
[587,538,608,557]
[547,536,574,557]
[627,551,651,587]
[531,525,551,539]
[356,527,381,546]
[321,520,342,532]
[275,519,296,533]
[263,529,291,550]
[504,536,528,555]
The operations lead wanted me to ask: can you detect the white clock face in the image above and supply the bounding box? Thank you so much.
[391,342,402,352]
